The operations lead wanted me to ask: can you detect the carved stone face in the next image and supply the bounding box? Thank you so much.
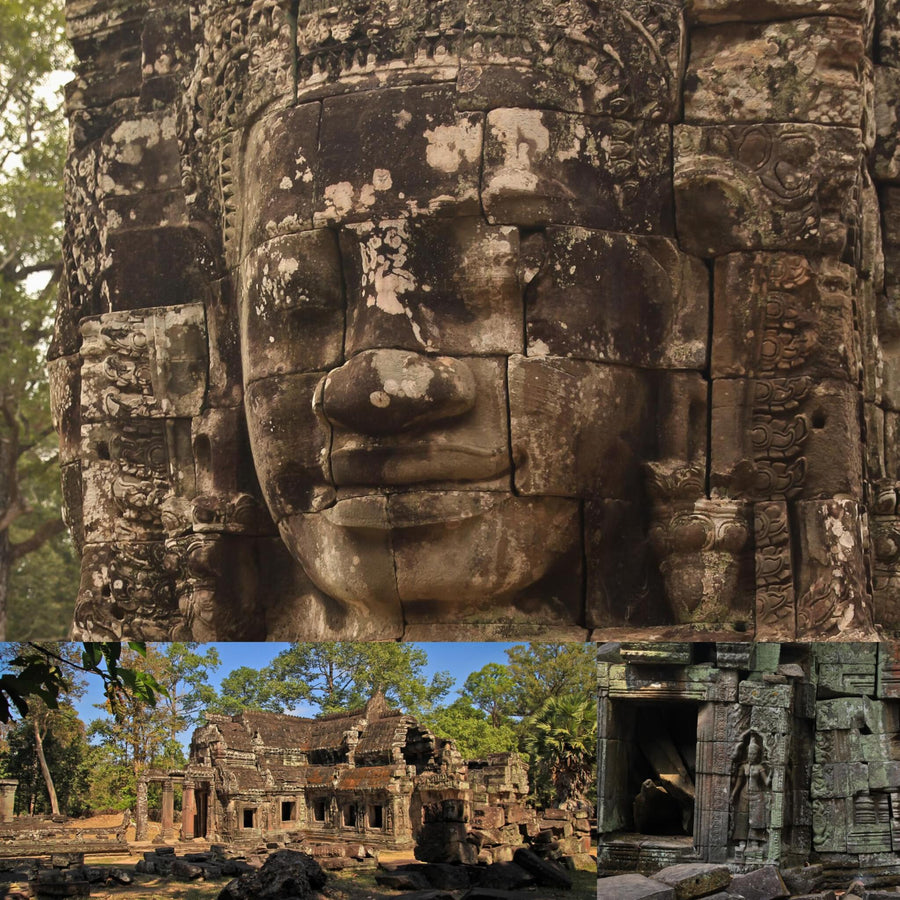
[226,0,717,635]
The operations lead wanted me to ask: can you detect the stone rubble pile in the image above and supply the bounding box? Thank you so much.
[598,863,900,900]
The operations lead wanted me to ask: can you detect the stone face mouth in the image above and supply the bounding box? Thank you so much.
[329,441,510,486]
[321,490,506,529]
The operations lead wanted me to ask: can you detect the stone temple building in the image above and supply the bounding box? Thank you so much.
[52,0,900,642]
[598,643,900,878]
[136,693,544,864]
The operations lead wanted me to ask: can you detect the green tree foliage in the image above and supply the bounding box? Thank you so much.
[505,643,597,717]
[213,643,453,716]
[155,643,220,739]
[460,662,516,727]
[0,0,76,638]
[207,665,287,716]
[426,697,518,760]
[0,700,90,816]
[522,693,597,811]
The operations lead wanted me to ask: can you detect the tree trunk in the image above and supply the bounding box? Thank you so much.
[33,717,60,815]
[0,529,8,641]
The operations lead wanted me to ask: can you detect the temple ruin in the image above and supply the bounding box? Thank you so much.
[50,0,900,641]
[598,642,900,877]
[136,693,590,865]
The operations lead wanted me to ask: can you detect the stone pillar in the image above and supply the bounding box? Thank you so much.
[181,779,196,841]
[160,779,175,841]
[0,780,18,822]
[135,778,149,841]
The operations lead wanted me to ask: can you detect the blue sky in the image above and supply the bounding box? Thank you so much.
[71,642,517,748]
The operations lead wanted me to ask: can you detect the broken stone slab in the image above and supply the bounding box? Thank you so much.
[470,862,533,890]
[461,889,538,899]
[390,892,455,900]
[216,850,326,900]
[597,875,677,900]
[510,848,571,890]
[728,867,789,900]
[779,863,824,895]
[376,869,431,891]
[483,108,673,234]
[684,19,869,129]
[653,863,732,900]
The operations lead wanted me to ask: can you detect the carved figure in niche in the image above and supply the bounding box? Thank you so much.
[730,732,771,856]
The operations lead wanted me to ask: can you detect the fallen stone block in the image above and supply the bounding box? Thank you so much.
[654,864,732,900]
[511,848,572,890]
[598,874,677,900]
[729,867,788,900]
[780,866,824,896]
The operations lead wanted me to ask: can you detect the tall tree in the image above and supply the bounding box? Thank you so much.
[0,699,89,816]
[460,662,516,728]
[207,665,288,715]
[155,643,220,744]
[505,643,597,718]
[0,0,75,638]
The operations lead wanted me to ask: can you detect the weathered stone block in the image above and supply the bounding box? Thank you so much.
[686,19,868,129]
[245,374,334,517]
[687,0,871,23]
[597,874,676,900]
[315,86,482,225]
[98,111,181,197]
[796,500,876,639]
[102,225,216,311]
[711,377,862,500]
[393,493,583,625]
[509,356,650,498]
[586,499,669,628]
[339,217,523,357]
[526,227,708,369]
[653,864,731,900]
[240,230,344,382]
[457,0,684,122]
[755,500,795,640]
[875,67,900,183]
[483,109,672,233]
[240,103,320,252]
[711,254,859,382]
[674,124,864,258]
[728,866,788,900]
[80,304,208,422]
[48,354,82,465]
[877,0,900,67]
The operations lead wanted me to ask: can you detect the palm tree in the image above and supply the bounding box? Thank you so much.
[522,693,597,810]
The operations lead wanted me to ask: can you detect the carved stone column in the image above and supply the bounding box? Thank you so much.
[135,778,149,841]
[0,780,18,822]
[181,779,196,840]
[160,779,175,841]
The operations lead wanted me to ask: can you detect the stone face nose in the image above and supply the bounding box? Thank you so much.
[314,349,477,436]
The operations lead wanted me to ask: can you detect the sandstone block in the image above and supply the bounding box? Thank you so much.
[674,124,863,258]
[728,867,789,900]
[526,227,708,369]
[597,875,677,900]
[315,85,482,225]
[685,19,868,128]
[653,863,731,900]
[483,109,672,233]
[339,217,523,357]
